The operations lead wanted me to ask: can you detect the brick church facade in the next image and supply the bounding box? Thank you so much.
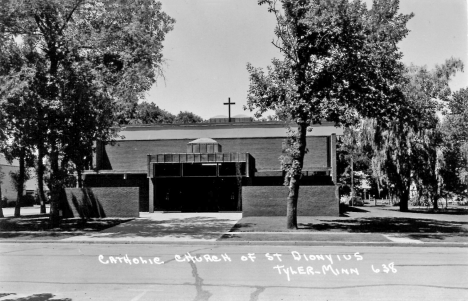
[77,118,342,218]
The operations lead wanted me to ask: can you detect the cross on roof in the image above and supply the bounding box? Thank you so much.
[223,97,236,122]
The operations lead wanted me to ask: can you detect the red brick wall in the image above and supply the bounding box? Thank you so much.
[242,185,339,217]
[62,187,139,218]
[102,136,329,172]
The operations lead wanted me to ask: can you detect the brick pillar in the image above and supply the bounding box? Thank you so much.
[330,133,337,184]
[149,178,154,213]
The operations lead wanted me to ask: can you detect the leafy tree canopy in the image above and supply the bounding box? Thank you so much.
[127,101,176,124]
[247,0,413,127]
[174,111,204,124]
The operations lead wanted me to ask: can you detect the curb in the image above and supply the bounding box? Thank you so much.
[0,239,467,247]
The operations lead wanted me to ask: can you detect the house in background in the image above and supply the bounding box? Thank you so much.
[0,154,18,202]
[76,117,343,218]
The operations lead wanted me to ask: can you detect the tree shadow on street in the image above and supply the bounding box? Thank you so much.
[385,207,468,215]
[2,293,72,301]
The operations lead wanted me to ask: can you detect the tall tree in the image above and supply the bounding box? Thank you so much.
[436,87,468,203]
[0,0,174,227]
[246,0,412,228]
[363,59,464,211]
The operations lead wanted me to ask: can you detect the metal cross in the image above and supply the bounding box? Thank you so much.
[223,97,236,122]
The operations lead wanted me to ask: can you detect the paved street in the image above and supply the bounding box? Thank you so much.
[0,242,467,301]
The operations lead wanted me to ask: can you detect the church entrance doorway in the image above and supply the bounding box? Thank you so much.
[154,177,241,212]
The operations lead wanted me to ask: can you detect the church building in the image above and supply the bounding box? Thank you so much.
[78,115,342,218]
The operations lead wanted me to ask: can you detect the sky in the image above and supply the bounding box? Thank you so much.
[146,0,468,120]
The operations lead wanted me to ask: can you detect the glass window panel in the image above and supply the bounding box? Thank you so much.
[154,163,181,177]
[182,163,217,177]
[218,162,246,177]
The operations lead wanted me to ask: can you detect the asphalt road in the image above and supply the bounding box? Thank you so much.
[0,243,467,301]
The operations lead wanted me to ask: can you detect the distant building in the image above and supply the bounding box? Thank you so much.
[0,154,44,203]
[80,118,343,217]
[0,154,18,202]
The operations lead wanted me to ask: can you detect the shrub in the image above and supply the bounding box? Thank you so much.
[3,198,15,207]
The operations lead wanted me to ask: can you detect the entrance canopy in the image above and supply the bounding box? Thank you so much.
[147,152,254,178]
[147,137,255,178]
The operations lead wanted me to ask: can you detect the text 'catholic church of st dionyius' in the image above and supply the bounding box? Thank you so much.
[68,114,343,218]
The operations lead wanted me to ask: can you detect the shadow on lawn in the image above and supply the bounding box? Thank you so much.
[385,208,468,215]
[405,233,468,241]
[299,217,468,233]
[340,205,369,217]
[230,222,256,232]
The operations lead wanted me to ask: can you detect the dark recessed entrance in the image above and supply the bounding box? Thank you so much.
[147,138,255,213]
[155,177,241,212]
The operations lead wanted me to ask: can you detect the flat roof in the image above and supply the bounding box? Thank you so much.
[116,121,343,141]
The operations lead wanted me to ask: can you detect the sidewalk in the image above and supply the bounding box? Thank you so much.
[1,206,467,246]
[1,205,50,217]
[62,212,241,242]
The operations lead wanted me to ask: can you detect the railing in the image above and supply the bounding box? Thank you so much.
[148,152,248,164]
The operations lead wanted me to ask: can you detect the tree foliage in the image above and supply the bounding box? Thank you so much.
[127,101,176,124]
[174,111,204,124]
[0,0,174,226]
[124,102,205,125]
[360,59,464,211]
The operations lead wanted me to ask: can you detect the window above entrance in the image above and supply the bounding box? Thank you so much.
[147,152,254,178]
[153,162,247,178]
[187,138,222,153]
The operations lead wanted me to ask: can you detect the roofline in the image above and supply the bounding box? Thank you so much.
[116,121,339,131]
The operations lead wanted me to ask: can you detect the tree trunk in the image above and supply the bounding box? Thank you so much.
[376,179,381,199]
[433,195,439,210]
[286,175,299,229]
[434,147,443,210]
[286,123,308,230]
[77,169,83,188]
[350,156,354,206]
[0,182,4,218]
[14,148,26,217]
[399,188,409,212]
[37,146,47,214]
[49,149,61,228]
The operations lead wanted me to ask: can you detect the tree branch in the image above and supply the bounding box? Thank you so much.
[59,0,85,34]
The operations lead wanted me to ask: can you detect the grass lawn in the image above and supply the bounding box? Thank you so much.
[230,206,468,234]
